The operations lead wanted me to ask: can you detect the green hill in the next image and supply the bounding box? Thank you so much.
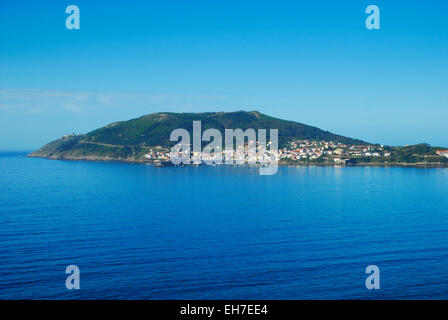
[28,111,369,162]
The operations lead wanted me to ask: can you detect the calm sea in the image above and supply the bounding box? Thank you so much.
[1,152,448,299]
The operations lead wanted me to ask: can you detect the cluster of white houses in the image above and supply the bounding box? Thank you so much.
[144,150,170,160]
[279,140,390,163]
[436,150,448,158]
[145,142,278,164]
[142,140,448,164]
[143,140,387,163]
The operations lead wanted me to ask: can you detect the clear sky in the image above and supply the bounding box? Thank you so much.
[1,0,447,150]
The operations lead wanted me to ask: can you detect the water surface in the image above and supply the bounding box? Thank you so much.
[1,152,448,299]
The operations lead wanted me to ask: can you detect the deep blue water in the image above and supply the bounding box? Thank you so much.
[1,152,448,299]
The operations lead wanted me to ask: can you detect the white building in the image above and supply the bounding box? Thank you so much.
[436,150,448,158]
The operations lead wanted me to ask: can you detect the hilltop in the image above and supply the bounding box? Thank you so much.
[28,111,368,162]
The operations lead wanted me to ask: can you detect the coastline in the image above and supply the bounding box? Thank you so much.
[26,154,448,169]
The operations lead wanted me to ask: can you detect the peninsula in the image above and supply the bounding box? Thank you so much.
[28,111,448,167]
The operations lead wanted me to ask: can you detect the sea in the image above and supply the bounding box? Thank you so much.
[1,151,448,299]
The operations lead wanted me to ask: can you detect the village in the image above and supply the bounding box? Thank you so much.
[142,138,448,166]
[141,139,397,165]
[278,140,391,164]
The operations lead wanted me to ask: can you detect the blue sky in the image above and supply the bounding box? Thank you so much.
[1,0,447,150]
